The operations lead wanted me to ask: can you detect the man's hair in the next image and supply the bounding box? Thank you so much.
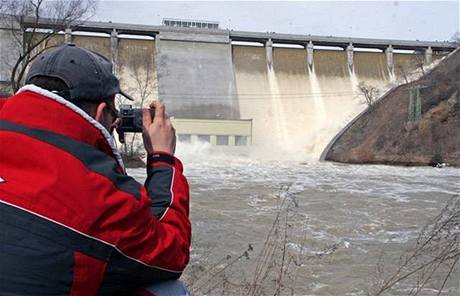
[28,76,110,114]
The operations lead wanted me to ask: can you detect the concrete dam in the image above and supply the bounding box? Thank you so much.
[0,20,456,158]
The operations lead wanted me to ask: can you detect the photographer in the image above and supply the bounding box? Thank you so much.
[0,44,190,295]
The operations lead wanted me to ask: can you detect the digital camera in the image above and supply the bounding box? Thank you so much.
[118,104,144,133]
[116,105,154,143]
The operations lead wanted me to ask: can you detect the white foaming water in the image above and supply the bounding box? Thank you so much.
[145,144,460,202]
[348,68,359,94]
[267,67,290,147]
[308,67,327,128]
[388,68,396,83]
[306,66,329,157]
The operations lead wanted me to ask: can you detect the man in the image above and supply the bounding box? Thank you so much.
[0,44,191,295]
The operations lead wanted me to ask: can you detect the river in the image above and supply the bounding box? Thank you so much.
[128,144,459,295]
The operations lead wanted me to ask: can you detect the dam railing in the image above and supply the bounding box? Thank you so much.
[11,17,459,52]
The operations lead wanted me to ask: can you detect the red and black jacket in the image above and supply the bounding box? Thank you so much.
[0,85,191,295]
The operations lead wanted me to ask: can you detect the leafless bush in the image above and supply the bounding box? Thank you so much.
[357,81,381,108]
[186,185,341,295]
[450,32,460,43]
[370,195,460,295]
[414,50,426,76]
[397,65,411,84]
[0,82,12,97]
[246,185,301,296]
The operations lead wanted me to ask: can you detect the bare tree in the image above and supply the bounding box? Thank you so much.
[396,65,410,84]
[357,81,380,108]
[413,50,426,76]
[0,0,97,91]
[395,50,437,85]
[117,44,158,159]
[450,31,460,43]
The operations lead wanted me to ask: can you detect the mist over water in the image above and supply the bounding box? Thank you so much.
[172,143,459,201]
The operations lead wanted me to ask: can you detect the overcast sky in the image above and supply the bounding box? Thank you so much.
[94,1,460,42]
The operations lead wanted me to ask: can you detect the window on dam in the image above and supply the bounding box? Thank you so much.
[216,135,229,146]
[235,136,248,146]
[197,135,211,143]
[178,134,192,143]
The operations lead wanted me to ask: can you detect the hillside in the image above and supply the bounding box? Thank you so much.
[323,48,460,167]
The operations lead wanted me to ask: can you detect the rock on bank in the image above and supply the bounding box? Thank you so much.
[323,48,460,167]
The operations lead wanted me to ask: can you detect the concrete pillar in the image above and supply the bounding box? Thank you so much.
[306,41,314,71]
[191,134,198,144]
[425,46,433,65]
[110,29,119,75]
[210,135,217,145]
[265,38,273,69]
[229,135,236,146]
[64,28,72,44]
[346,42,354,71]
[385,45,394,76]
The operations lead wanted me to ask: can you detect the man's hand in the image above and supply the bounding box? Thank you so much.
[142,101,176,155]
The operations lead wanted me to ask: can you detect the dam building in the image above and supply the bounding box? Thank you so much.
[162,18,219,30]
[0,18,457,155]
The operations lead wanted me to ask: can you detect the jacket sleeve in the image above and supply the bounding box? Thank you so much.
[144,151,191,269]
[107,151,191,287]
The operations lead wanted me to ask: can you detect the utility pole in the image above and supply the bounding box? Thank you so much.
[408,85,426,122]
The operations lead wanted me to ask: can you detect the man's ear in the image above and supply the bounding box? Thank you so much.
[95,102,106,122]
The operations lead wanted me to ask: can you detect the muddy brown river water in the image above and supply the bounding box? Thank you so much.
[128,148,459,296]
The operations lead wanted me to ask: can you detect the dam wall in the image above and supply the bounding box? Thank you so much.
[0,28,18,83]
[0,20,456,157]
[155,31,239,119]
[117,38,159,103]
[232,45,444,155]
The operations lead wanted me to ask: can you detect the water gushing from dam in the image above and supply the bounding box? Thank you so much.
[266,66,290,147]
[232,45,433,160]
[307,66,328,156]
[234,46,374,159]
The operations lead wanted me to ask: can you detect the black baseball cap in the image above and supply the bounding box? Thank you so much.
[26,43,133,102]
